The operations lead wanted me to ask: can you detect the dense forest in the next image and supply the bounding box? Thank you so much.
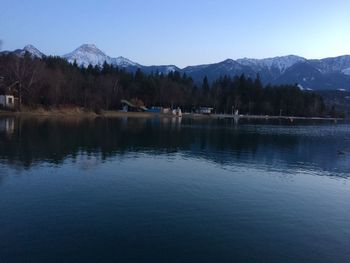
[0,53,340,117]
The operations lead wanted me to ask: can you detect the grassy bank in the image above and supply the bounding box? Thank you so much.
[0,107,96,117]
[0,108,169,118]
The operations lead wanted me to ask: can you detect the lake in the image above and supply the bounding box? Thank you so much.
[0,116,349,262]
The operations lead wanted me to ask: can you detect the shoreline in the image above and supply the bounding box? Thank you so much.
[0,109,344,121]
[205,113,343,121]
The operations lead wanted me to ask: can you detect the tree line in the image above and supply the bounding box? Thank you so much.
[0,52,340,117]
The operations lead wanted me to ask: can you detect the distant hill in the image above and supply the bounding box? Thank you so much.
[2,44,350,90]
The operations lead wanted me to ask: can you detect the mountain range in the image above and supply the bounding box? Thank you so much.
[2,44,350,90]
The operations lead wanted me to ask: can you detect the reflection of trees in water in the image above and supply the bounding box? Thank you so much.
[0,117,348,175]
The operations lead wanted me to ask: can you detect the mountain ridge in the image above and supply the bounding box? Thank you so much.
[2,44,350,90]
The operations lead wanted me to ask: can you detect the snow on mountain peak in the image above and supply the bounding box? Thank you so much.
[237,55,306,73]
[63,44,139,68]
[23,44,37,50]
[313,55,350,74]
[63,44,109,67]
[80,44,98,49]
[22,44,44,58]
[74,44,105,55]
[222,59,235,64]
[112,56,139,67]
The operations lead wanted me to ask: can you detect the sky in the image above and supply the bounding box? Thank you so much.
[1,0,350,68]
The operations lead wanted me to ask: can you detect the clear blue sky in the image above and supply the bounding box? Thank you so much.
[1,0,349,67]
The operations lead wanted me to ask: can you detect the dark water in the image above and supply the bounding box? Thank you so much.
[0,116,350,263]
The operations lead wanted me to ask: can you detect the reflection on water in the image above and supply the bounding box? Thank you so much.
[0,117,15,136]
[1,116,350,263]
[0,116,349,176]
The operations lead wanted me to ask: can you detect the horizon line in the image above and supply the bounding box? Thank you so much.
[2,43,350,69]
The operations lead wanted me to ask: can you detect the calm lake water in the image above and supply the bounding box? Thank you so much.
[0,116,350,263]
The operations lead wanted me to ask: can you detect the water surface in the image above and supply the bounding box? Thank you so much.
[0,116,349,262]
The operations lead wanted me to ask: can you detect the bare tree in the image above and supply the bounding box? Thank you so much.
[8,54,43,110]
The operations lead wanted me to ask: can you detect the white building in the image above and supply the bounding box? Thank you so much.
[0,95,15,109]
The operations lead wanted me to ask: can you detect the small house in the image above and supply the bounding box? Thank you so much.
[121,99,148,112]
[0,95,15,109]
[0,79,18,110]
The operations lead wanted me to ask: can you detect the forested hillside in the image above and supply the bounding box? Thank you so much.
[0,53,339,117]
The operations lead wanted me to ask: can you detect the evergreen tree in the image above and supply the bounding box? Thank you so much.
[0,54,334,116]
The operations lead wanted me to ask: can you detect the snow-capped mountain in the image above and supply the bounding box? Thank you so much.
[62,44,140,68]
[185,55,350,90]
[111,56,139,67]
[185,55,308,85]
[62,44,180,74]
[21,44,45,58]
[237,55,306,74]
[1,44,350,90]
[309,55,350,74]
[6,44,46,58]
[63,44,111,67]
